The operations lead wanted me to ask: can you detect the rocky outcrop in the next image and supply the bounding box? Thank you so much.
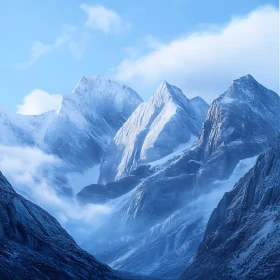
[181,137,280,280]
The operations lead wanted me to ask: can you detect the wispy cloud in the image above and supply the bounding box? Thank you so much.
[15,25,90,69]
[0,145,111,243]
[17,89,63,115]
[113,5,279,102]
[80,4,130,34]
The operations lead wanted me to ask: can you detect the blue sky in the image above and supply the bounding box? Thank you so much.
[0,0,279,113]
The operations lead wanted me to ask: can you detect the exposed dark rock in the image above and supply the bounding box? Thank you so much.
[181,137,280,280]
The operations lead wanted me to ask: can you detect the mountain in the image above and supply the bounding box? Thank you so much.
[98,81,208,184]
[44,75,142,168]
[181,136,280,280]
[82,75,280,279]
[0,76,142,195]
[0,171,147,280]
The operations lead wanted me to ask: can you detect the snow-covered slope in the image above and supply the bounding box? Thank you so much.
[181,137,280,280]
[99,81,208,184]
[83,75,280,279]
[0,76,142,195]
[44,76,142,168]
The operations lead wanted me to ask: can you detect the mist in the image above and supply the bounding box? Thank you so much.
[0,145,112,243]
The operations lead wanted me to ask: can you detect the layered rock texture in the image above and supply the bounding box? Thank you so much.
[181,137,280,280]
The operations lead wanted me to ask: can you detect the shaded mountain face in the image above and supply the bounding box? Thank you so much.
[82,75,280,279]
[99,81,208,184]
[194,74,280,190]
[0,76,142,195]
[181,137,280,280]
[0,171,125,280]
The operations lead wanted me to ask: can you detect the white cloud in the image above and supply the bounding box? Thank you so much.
[0,145,111,243]
[16,25,90,69]
[81,4,129,33]
[113,5,279,102]
[68,31,91,59]
[17,89,63,115]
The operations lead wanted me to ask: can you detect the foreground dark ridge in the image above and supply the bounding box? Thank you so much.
[181,136,280,279]
[0,171,152,280]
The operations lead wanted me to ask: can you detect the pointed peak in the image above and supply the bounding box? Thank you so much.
[154,80,185,99]
[149,81,192,110]
[218,74,278,106]
[233,74,258,85]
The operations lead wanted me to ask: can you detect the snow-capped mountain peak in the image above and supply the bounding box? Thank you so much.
[0,75,143,195]
[220,74,277,105]
[151,81,196,113]
[71,75,142,109]
[98,81,208,183]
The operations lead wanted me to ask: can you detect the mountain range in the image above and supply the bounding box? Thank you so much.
[81,74,280,279]
[0,75,142,196]
[0,73,279,279]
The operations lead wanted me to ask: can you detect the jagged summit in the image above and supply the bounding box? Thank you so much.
[98,81,208,183]
[152,81,188,104]
[150,81,203,117]
[44,75,143,172]
[233,73,256,83]
[0,75,142,196]
[219,74,278,105]
[57,75,143,117]
[193,74,279,186]
[72,75,142,102]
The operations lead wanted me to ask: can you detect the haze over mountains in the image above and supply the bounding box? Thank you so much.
[0,73,279,279]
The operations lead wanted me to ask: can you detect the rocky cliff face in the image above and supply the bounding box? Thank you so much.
[0,171,119,280]
[0,171,152,280]
[181,136,280,280]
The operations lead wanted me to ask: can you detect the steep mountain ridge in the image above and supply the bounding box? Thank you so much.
[98,81,208,184]
[181,136,280,280]
[0,171,125,280]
